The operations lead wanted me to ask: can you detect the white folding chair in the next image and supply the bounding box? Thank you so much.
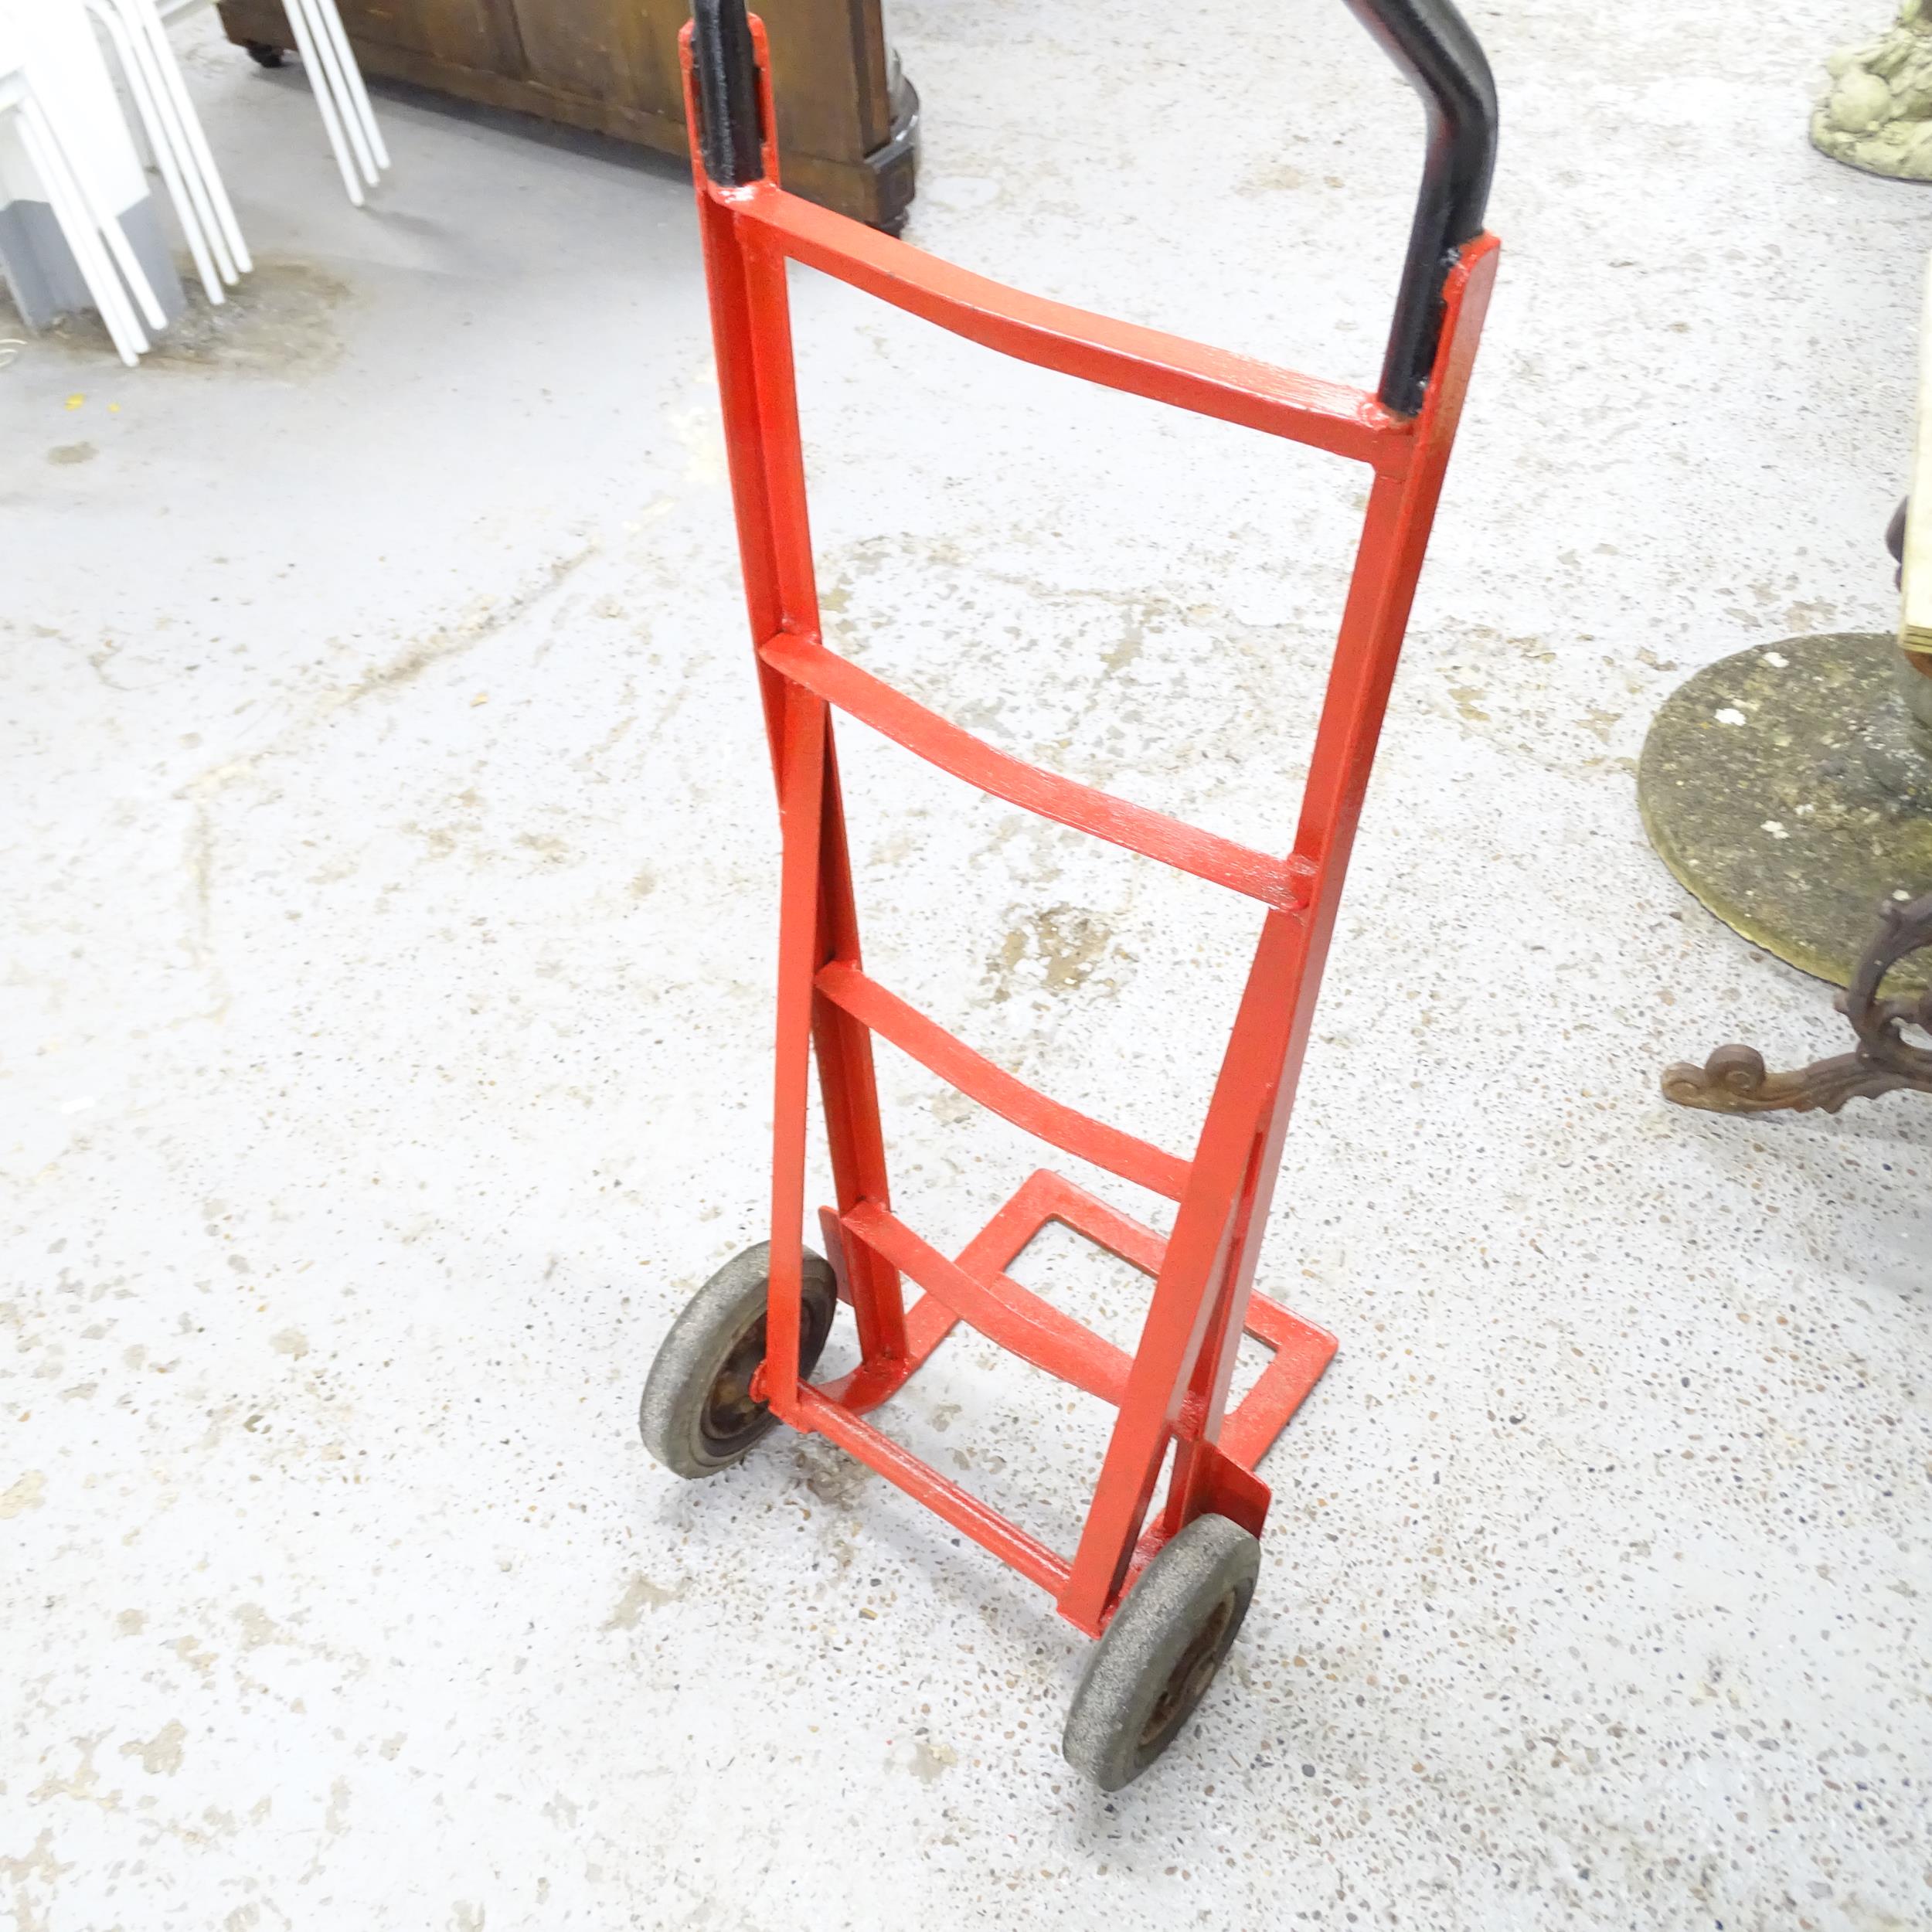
[87,0,250,303]
[0,58,165,364]
[160,0,386,208]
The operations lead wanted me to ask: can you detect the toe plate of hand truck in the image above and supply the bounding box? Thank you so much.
[795,1167,1336,1610]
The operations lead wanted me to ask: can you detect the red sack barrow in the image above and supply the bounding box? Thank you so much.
[641,0,1499,1790]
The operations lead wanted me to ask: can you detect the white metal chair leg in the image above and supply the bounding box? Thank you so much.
[118,0,250,277]
[103,16,157,169]
[128,23,239,289]
[280,0,361,206]
[88,0,225,301]
[18,64,172,335]
[13,92,148,363]
[63,125,170,333]
[308,0,385,171]
[15,93,148,357]
[294,0,376,187]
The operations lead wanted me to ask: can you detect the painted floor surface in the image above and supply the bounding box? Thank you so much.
[3,4,1930,1928]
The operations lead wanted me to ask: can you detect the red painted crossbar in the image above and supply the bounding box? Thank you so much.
[815,962,1191,1199]
[760,629,1310,913]
[731,186,1412,473]
[843,1196,1138,1406]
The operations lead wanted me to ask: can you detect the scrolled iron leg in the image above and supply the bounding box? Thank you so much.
[1663,893,1932,1115]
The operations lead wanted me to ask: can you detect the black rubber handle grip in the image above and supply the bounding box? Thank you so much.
[692,0,763,188]
[1342,0,1498,414]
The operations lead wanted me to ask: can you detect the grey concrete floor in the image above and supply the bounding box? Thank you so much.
[5,3,1931,1928]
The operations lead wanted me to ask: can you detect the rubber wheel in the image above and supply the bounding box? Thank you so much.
[638,1242,837,1478]
[244,41,287,68]
[1062,1512,1260,1791]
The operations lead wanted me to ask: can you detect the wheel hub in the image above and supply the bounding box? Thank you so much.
[1139,1590,1236,1753]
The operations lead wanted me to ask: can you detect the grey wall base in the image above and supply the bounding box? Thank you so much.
[0,192,185,332]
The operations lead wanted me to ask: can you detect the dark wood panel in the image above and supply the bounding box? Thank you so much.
[763,3,886,159]
[506,0,679,123]
[332,0,526,76]
[215,0,917,228]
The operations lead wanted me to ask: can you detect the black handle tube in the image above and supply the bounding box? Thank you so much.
[1342,0,1497,416]
[692,0,764,187]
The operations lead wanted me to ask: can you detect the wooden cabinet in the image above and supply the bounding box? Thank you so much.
[215,0,918,228]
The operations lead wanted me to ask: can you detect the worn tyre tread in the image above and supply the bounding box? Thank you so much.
[1062,1512,1260,1791]
[638,1241,836,1479]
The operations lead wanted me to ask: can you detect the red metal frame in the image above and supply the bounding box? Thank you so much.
[682,22,1498,1638]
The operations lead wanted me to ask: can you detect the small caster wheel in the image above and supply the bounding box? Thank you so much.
[1062,1512,1260,1791]
[639,1241,837,1478]
[245,41,287,69]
